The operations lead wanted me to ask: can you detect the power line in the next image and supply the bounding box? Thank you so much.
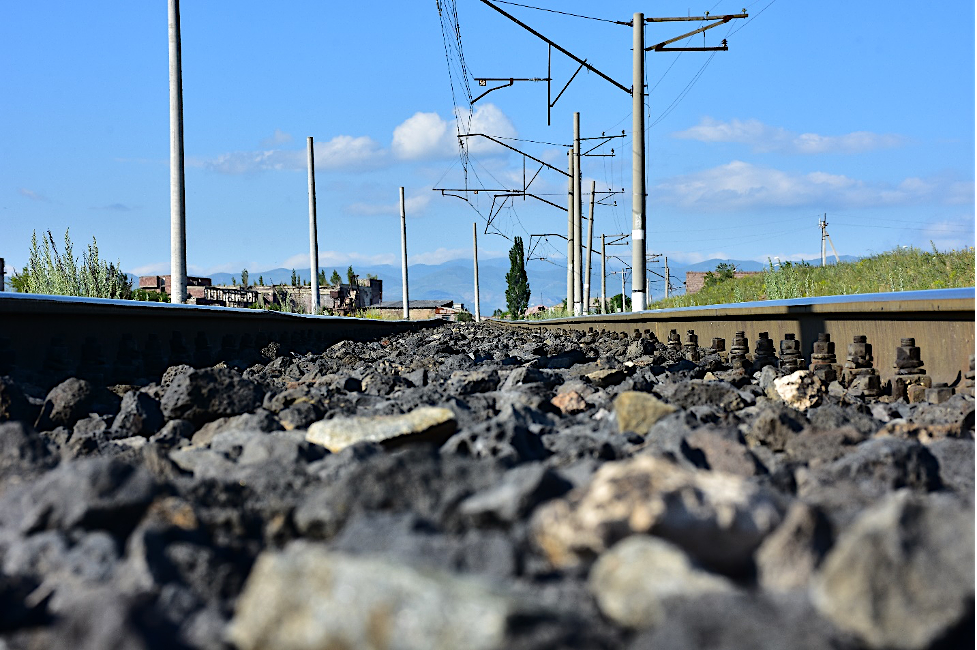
[648,52,717,129]
[729,0,779,36]
[494,0,627,26]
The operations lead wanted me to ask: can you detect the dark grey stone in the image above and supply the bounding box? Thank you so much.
[110,391,164,438]
[0,457,156,537]
[35,378,95,431]
[160,368,264,426]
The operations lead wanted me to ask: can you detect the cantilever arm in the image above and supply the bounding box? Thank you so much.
[646,13,747,51]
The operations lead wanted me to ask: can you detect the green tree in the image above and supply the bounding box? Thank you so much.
[504,236,530,318]
[704,262,736,288]
[258,275,263,286]
[241,268,249,288]
[608,292,632,312]
[330,269,342,286]
[290,269,298,286]
[8,268,27,292]
[317,269,326,286]
[346,265,356,286]
[231,277,237,286]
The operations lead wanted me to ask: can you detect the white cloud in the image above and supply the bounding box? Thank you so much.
[672,117,904,154]
[655,161,974,211]
[346,192,432,216]
[391,103,517,161]
[392,112,452,160]
[19,188,49,202]
[200,104,518,174]
[260,129,293,148]
[410,247,474,265]
[283,251,397,269]
[130,262,169,276]
[91,203,136,212]
[917,219,976,251]
[313,135,387,170]
[200,135,387,174]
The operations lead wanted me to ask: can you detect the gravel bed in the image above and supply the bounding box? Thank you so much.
[0,323,973,649]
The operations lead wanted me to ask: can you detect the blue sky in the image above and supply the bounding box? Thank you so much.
[2,0,974,286]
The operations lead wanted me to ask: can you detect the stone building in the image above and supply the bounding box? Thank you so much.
[372,299,470,321]
[684,270,761,295]
[198,286,259,309]
[138,275,212,300]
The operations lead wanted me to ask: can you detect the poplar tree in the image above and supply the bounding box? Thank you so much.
[505,236,530,318]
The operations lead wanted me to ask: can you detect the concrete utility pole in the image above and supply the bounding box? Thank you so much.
[470,2,746,314]
[473,222,481,322]
[572,113,583,316]
[400,187,409,320]
[819,213,840,265]
[820,215,826,267]
[583,179,595,314]
[168,0,187,304]
[307,137,320,314]
[621,271,627,313]
[566,149,574,313]
[631,12,646,313]
[664,256,670,298]
[600,234,607,314]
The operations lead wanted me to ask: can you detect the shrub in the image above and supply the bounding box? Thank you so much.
[20,229,132,299]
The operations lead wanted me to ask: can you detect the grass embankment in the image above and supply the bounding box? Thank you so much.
[648,246,975,310]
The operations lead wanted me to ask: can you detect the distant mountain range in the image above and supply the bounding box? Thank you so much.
[136,254,853,312]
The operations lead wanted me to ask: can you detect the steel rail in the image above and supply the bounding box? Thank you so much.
[492,288,976,387]
[0,293,445,386]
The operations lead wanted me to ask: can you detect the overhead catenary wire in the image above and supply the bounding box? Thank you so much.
[493,0,627,26]
[728,0,779,37]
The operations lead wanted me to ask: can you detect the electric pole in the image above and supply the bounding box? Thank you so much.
[631,12,645,313]
[583,179,595,314]
[820,215,826,267]
[473,221,481,322]
[470,1,746,314]
[573,112,583,316]
[307,137,320,314]
[168,0,187,304]
[820,213,840,265]
[400,187,409,320]
[601,233,607,314]
[566,149,573,312]
[664,256,670,299]
[621,269,627,312]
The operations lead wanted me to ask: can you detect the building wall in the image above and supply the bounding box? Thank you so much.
[138,275,211,298]
[685,271,762,295]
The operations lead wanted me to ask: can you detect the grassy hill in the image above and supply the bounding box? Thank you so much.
[646,246,975,310]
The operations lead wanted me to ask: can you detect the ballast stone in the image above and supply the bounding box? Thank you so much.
[531,455,783,574]
[812,490,975,650]
[228,542,513,650]
[613,391,677,434]
[306,406,457,452]
[588,535,734,629]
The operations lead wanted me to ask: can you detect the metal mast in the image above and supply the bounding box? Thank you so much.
[168,0,187,304]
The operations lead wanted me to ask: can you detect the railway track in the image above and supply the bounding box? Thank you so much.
[501,288,976,390]
[0,287,973,649]
[2,288,973,392]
